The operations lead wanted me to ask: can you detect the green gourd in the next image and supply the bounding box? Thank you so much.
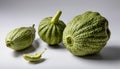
[5,24,35,50]
[38,10,66,45]
[63,11,110,56]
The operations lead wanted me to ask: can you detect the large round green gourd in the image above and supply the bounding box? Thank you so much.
[63,11,110,56]
[38,11,66,45]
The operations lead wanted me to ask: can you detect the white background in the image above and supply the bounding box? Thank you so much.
[0,0,120,69]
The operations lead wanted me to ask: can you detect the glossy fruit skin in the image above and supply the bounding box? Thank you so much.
[63,11,110,56]
[38,11,66,45]
[5,25,35,50]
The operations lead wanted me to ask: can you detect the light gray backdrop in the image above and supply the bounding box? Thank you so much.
[0,0,120,69]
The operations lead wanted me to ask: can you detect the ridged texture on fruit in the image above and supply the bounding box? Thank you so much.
[63,11,110,56]
[5,25,35,50]
[38,17,66,45]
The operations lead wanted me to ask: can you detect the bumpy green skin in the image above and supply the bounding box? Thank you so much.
[5,25,35,50]
[38,11,66,45]
[63,11,110,56]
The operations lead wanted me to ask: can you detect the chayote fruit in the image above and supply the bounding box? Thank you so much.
[38,10,66,45]
[63,11,111,56]
[5,24,36,50]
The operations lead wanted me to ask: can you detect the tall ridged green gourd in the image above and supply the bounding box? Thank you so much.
[38,10,66,45]
[63,11,110,56]
[5,24,35,50]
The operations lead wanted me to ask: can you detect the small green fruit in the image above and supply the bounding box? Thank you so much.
[38,10,66,45]
[63,11,111,56]
[5,24,36,50]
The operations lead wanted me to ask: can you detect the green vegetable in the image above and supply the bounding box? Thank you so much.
[23,48,47,62]
[5,24,35,50]
[63,11,110,56]
[38,10,66,45]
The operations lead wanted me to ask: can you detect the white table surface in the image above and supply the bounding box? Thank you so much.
[0,0,120,69]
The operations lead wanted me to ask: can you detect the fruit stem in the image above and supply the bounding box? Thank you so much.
[66,36,73,47]
[51,10,62,24]
[6,41,12,47]
[32,24,35,28]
